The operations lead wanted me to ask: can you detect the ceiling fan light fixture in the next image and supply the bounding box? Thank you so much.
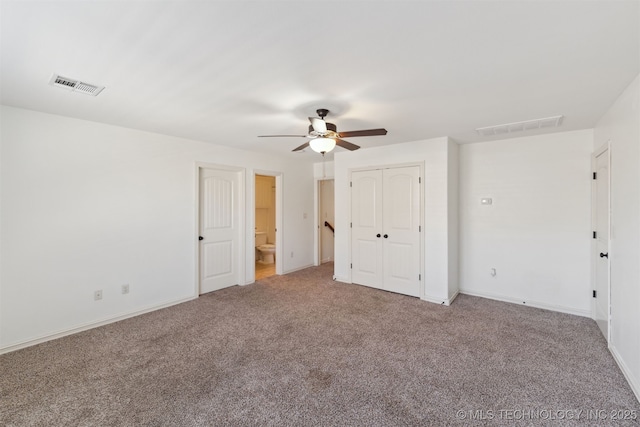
[309,137,336,154]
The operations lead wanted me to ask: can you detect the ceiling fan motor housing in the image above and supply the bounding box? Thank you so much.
[308,122,337,134]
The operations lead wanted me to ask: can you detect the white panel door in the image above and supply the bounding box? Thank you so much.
[383,166,421,297]
[594,148,610,340]
[351,166,421,297]
[351,170,384,289]
[200,168,239,294]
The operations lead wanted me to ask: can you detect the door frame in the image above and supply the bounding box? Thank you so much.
[591,141,611,342]
[194,163,246,296]
[252,170,283,279]
[347,161,425,297]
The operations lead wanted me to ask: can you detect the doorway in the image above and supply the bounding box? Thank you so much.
[318,179,335,264]
[255,174,277,280]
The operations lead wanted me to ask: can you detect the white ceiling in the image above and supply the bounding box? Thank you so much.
[1,1,638,161]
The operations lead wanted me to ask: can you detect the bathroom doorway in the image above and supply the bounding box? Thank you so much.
[255,174,277,279]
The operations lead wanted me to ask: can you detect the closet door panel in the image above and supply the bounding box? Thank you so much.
[382,166,420,297]
[351,170,383,289]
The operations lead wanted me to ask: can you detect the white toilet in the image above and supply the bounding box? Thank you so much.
[255,232,276,264]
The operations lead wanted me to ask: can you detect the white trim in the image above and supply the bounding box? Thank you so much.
[0,296,197,355]
[422,292,456,306]
[448,290,459,305]
[459,289,591,318]
[334,275,350,283]
[610,345,640,403]
[282,263,315,274]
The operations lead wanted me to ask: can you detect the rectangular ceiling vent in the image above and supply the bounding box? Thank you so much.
[476,115,563,137]
[49,74,105,96]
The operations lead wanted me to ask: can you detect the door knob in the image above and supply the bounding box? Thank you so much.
[600,252,608,258]
[376,234,381,238]
[199,236,204,241]
[383,234,388,238]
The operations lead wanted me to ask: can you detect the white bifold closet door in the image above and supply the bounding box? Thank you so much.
[351,166,421,297]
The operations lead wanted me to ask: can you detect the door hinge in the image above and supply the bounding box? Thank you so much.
[350,181,352,187]
[419,177,421,184]
[419,225,421,232]
[593,172,597,180]
[419,274,421,280]
[350,222,352,228]
[593,290,597,298]
[593,231,597,239]
[350,263,352,269]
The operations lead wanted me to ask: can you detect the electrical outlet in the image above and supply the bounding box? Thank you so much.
[94,290,103,301]
[122,284,129,294]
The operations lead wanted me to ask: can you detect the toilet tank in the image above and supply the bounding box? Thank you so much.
[255,232,267,246]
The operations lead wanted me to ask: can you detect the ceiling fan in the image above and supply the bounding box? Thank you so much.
[258,108,387,154]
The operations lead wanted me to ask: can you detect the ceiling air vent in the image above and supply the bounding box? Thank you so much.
[49,74,105,96]
[476,115,563,137]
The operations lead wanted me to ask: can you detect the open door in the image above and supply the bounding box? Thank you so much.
[198,167,243,294]
[593,144,610,341]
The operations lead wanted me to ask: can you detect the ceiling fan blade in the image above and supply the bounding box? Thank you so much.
[335,138,360,151]
[258,135,308,138]
[309,117,327,133]
[292,142,310,152]
[338,128,388,138]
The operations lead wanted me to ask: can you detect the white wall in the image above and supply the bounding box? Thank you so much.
[459,130,593,316]
[594,74,640,400]
[333,137,458,303]
[0,106,315,351]
[447,139,459,300]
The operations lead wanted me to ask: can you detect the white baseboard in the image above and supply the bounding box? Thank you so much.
[0,295,197,355]
[448,291,459,305]
[610,345,640,404]
[422,293,456,306]
[459,288,591,318]
[282,263,315,274]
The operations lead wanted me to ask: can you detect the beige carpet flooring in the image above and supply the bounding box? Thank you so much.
[1,262,638,426]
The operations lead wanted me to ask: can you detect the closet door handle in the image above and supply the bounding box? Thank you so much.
[600,252,608,258]
[376,234,381,238]
[383,234,388,239]
[199,236,204,241]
